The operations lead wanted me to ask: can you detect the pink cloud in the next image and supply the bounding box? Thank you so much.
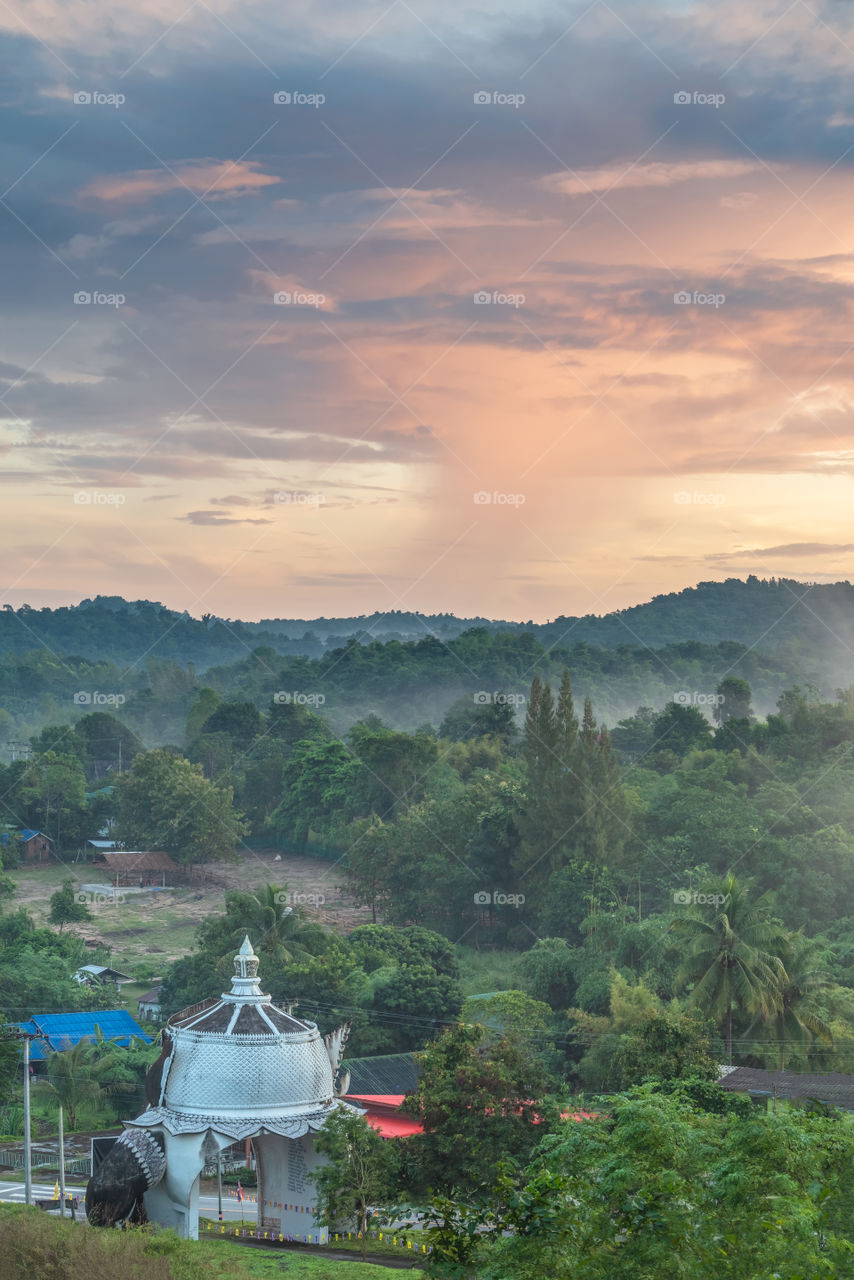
[78,160,280,203]
[542,159,761,197]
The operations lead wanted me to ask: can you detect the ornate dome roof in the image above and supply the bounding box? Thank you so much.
[130,936,351,1139]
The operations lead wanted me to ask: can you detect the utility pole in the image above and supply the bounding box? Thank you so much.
[23,1036,32,1207]
[217,1150,223,1223]
[58,1104,66,1216]
[2,1027,37,1206]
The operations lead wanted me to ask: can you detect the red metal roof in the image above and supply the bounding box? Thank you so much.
[345,1094,423,1138]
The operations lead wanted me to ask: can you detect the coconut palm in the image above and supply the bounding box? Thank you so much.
[765,933,833,1069]
[199,882,324,965]
[672,874,787,1063]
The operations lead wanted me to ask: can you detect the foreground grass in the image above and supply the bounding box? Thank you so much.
[0,1206,402,1280]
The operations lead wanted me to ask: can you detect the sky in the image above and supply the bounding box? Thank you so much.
[3,0,854,622]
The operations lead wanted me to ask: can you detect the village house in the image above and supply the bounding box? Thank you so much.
[17,829,53,863]
[137,985,163,1021]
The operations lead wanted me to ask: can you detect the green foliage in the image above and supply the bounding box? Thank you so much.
[312,1108,397,1260]
[115,748,248,864]
[476,1088,854,1279]
[49,877,92,932]
[401,1022,556,1195]
[672,874,790,1062]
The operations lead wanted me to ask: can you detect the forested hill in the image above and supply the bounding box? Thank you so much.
[1,576,852,674]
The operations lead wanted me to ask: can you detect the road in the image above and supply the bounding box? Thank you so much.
[0,1180,258,1221]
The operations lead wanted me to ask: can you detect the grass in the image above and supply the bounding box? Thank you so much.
[0,1206,404,1279]
[210,1243,410,1277]
[199,1218,427,1263]
[9,862,220,972]
[455,945,525,997]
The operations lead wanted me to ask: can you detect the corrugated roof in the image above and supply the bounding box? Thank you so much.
[343,1053,420,1096]
[75,964,132,981]
[96,850,178,872]
[719,1067,854,1109]
[17,1010,151,1061]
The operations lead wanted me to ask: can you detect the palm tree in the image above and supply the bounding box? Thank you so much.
[672,874,787,1063]
[205,883,324,964]
[765,933,833,1069]
[43,1039,113,1130]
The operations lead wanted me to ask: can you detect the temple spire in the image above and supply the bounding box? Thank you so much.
[226,934,263,1000]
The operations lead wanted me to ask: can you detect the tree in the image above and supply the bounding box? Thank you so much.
[115,748,248,864]
[198,699,262,752]
[439,695,518,742]
[17,750,87,850]
[43,1039,112,1130]
[762,932,833,1069]
[0,873,15,909]
[195,883,325,970]
[483,1086,854,1280]
[346,719,438,816]
[311,1107,395,1260]
[672,874,788,1062]
[516,938,576,1010]
[48,879,92,933]
[714,677,754,726]
[462,991,554,1056]
[401,1022,555,1195]
[268,739,368,848]
[615,1008,719,1087]
[650,702,713,758]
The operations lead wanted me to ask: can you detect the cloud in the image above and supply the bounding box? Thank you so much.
[542,160,761,197]
[78,160,280,204]
[181,510,273,525]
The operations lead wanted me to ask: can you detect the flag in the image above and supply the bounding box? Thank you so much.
[53,1181,60,1200]
[236,1181,244,1203]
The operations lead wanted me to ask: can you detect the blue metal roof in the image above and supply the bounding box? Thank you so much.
[19,829,45,841]
[16,1010,151,1061]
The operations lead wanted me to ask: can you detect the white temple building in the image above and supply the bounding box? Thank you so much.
[111,936,356,1240]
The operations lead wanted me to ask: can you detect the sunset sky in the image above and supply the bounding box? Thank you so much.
[3,0,854,621]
